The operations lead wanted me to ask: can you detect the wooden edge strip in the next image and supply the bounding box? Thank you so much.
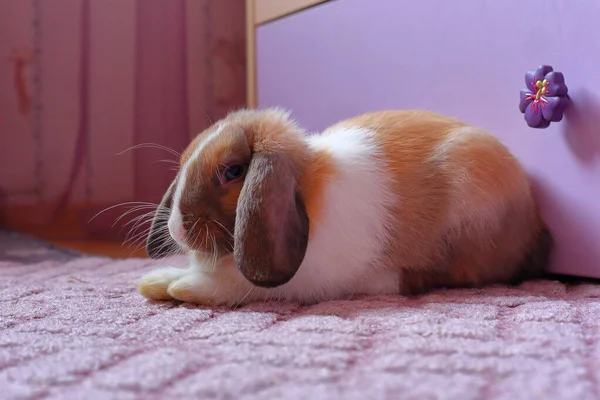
[246,0,257,108]
[254,0,330,25]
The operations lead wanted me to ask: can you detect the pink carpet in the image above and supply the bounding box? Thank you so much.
[2,252,600,400]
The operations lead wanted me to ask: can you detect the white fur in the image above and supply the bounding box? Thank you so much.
[141,124,401,305]
[168,123,227,247]
[263,126,400,302]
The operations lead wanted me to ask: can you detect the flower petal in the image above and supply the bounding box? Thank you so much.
[519,89,534,113]
[545,71,568,97]
[525,71,537,92]
[524,102,551,128]
[543,96,569,122]
[525,65,554,92]
[534,65,554,82]
[524,102,543,127]
[541,97,559,122]
[537,118,551,128]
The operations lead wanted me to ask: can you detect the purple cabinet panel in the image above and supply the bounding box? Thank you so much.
[256,0,600,278]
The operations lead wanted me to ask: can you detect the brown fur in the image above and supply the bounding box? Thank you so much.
[148,108,321,287]
[333,110,550,295]
[175,109,336,249]
[146,108,551,297]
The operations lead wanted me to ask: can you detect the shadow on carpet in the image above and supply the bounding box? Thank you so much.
[0,229,82,264]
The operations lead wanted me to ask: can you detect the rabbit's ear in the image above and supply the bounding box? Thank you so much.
[146,179,178,259]
[233,152,309,287]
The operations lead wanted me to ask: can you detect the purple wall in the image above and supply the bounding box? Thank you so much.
[256,0,600,278]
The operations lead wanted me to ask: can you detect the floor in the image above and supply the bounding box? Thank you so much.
[3,244,600,399]
[3,228,600,399]
[49,240,147,258]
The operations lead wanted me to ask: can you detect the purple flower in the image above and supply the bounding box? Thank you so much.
[519,65,569,128]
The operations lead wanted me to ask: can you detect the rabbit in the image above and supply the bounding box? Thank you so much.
[138,108,552,307]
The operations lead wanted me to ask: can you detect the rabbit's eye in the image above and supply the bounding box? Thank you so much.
[224,164,245,182]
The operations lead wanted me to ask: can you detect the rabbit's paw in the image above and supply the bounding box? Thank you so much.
[168,270,259,307]
[165,273,217,305]
[138,267,188,301]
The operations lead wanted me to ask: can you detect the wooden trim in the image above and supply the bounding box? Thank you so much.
[1,203,153,257]
[254,0,330,25]
[246,0,257,108]
[1,203,149,242]
[3,204,88,241]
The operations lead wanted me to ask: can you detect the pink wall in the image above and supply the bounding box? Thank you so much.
[0,0,245,237]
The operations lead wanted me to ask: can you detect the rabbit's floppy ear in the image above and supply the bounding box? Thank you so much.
[234,152,309,287]
[146,179,178,259]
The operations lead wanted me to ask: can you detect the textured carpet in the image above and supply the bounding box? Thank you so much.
[0,229,81,264]
[1,240,600,399]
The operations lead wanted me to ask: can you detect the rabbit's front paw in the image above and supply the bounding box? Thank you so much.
[166,273,218,305]
[168,269,258,307]
[139,263,259,307]
[138,267,188,300]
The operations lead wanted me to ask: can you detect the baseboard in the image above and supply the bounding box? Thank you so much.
[1,203,152,243]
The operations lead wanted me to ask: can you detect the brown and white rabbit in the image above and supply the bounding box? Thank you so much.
[138,108,551,306]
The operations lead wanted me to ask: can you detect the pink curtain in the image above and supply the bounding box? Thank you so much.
[133,0,191,203]
[0,0,246,241]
